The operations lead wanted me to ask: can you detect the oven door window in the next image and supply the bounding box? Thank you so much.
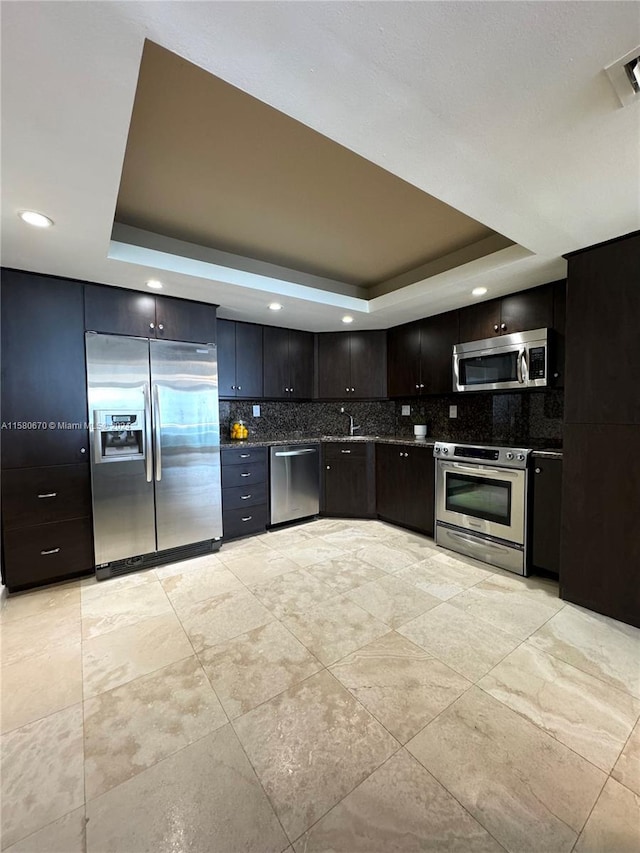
[459,351,518,386]
[445,472,512,525]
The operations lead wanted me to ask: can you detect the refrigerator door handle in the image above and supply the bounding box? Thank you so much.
[153,383,162,482]
[143,382,153,483]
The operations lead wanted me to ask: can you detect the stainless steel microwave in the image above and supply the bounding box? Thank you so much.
[453,328,549,392]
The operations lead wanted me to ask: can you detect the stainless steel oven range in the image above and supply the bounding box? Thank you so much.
[434,442,532,575]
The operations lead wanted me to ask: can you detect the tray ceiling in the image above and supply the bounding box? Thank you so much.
[115,41,512,293]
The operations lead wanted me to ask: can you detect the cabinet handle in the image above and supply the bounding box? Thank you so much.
[351,387,355,392]
[326,465,331,470]
[399,451,404,457]
[240,472,251,477]
[237,385,242,391]
[535,467,541,474]
[149,322,155,330]
[240,494,252,500]
[239,453,251,458]
[345,387,350,393]
[500,323,507,331]
[415,384,420,389]
[404,452,409,457]
[493,324,499,332]
[37,492,57,499]
[241,516,253,522]
[340,449,351,454]
[231,385,236,390]
[285,387,289,392]
[290,387,294,393]
[41,548,60,556]
[158,323,164,331]
[80,448,86,454]
[419,383,424,389]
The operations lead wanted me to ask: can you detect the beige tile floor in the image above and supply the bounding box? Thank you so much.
[1,517,639,852]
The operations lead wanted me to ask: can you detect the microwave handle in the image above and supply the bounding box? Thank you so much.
[516,349,525,384]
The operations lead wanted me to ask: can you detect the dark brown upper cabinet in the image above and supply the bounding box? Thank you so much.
[317,331,386,399]
[1,270,89,468]
[458,284,554,342]
[387,310,458,397]
[565,233,640,425]
[217,319,263,399]
[85,285,216,343]
[263,327,314,399]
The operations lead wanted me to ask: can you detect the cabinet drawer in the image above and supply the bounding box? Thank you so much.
[324,442,369,460]
[222,482,268,511]
[221,461,266,489]
[3,517,94,591]
[2,465,91,530]
[221,446,267,466]
[222,504,268,540]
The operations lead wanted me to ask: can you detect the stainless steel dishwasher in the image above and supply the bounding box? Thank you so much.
[270,444,320,525]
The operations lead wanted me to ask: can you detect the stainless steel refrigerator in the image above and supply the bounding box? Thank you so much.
[86,333,222,579]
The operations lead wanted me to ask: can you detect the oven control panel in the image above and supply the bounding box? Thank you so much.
[433,442,531,469]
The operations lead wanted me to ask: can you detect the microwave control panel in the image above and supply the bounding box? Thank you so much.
[528,347,546,379]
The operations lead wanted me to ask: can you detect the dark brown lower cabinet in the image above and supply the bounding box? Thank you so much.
[3,518,94,591]
[1,463,94,591]
[322,443,375,518]
[376,443,434,535]
[221,446,268,540]
[530,457,562,574]
[560,423,640,628]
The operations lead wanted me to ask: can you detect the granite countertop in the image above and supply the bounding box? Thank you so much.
[220,434,436,449]
[220,434,563,457]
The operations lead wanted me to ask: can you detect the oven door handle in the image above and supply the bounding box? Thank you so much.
[439,461,521,478]
[447,529,512,553]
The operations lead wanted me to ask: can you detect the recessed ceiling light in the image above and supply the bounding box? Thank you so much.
[268,302,283,311]
[342,315,354,324]
[146,279,163,290]
[472,287,488,297]
[19,210,54,228]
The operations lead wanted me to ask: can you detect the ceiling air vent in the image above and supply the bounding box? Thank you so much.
[605,46,640,107]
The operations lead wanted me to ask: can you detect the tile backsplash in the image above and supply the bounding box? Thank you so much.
[220,389,563,447]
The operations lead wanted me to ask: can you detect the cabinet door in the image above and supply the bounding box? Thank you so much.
[350,331,387,399]
[376,444,411,525]
[531,458,562,574]
[288,330,314,399]
[376,444,434,533]
[155,296,216,344]
[387,323,421,397]
[234,323,263,398]
[551,279,566,387]
[263,326,290,398]
[458,299,501,342]
[317,333,351,398]
[500,284,553,335]
[561,423,640,628]
[324,454,368,516]
[1,271,89,468]
[216,319,238,397]
[565,235,640,425]
[85,284,156,337]
[402,448,435,534]
[420,310,458,394]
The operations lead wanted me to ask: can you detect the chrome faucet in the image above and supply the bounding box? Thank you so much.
[340,407,361,437]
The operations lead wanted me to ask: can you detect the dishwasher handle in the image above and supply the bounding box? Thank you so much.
[273,448,318,457]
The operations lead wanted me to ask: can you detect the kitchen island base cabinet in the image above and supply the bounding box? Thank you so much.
[375,443,435,535]
[322,443,375,518]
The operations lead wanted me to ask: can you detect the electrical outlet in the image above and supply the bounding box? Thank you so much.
[449,405,458,419]
[252,405,261,417]
[401,405,411,416]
